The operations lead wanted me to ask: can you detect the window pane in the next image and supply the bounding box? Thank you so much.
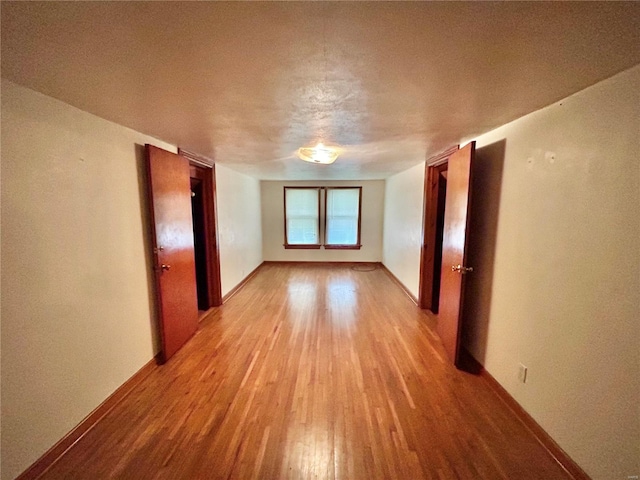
[287,218,319,244]
[326,188,360,245]
[285,188,319,244]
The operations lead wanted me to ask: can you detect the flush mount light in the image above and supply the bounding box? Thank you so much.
[297,143,339,165]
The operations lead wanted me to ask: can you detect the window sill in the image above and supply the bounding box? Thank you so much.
[284,244,322,250]
[324,245,362,250]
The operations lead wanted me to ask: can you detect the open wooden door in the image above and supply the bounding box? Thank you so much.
[437,141,475,367]
[146,145,199,363]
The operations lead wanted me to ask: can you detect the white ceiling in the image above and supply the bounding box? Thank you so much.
[2,2,639,180]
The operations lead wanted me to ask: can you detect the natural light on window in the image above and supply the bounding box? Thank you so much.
[325,187,361,248]
[284,187,320,247]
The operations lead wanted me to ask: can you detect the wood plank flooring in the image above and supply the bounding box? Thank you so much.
[40,263,571,479]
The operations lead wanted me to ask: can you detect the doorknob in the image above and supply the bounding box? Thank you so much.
[161,264,171,271]
[452,264,473,274]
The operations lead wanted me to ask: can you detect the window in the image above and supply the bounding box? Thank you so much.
[283,186,362,250]
[325,187,362,249]
[284,187,321,248]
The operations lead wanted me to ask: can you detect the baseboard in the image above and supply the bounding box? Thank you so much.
[379,263,419,305]
[261,260,379,265]
[16,358,158,480]
[463,349,591,480]
[222,261,264,303]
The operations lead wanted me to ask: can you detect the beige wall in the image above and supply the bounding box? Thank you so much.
[261,180,384,262]
[2,63,637,480]
[380,66,639,478]
[0,82,266,480]
[216,165,263,296]
[0,80,175,480]
[381,163,425,298]
[463,65,639,479]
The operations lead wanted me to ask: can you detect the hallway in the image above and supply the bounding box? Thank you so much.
[40,263,570,479]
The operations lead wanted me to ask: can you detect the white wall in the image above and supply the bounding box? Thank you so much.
[216,165,263,296]
[381,163,425,298]
[463,65,639,480]
[261,180,384,262]
[0,81,176,480]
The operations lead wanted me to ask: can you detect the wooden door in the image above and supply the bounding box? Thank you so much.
[146,145,199,363]
[437,141,475,367]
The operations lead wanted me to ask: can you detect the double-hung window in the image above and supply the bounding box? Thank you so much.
[283,186,362,249]
[284,187,321,248]
[324,187,362,249]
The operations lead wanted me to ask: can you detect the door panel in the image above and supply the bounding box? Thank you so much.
[437,142,475,366]
[146,145,199,363]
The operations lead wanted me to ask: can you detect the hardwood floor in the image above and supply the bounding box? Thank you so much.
[40,263,571,479]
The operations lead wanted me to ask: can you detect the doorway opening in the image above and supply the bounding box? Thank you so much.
[189,163,223,313]
[191,178,209,310]
[419,146,458,312]
[431,169,447,312]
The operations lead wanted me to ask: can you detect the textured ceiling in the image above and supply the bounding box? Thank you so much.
[2,2,639,180]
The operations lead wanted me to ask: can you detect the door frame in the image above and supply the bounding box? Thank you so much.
[419,145,458,311]
[180,149,223,308]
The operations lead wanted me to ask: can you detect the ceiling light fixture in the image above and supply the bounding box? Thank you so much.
[297,143,339,165]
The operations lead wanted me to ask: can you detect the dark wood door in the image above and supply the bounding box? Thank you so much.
[146,145,199,363]
[437,141,475,367]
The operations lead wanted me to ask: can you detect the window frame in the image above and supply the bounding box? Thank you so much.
[283,186,322,249]
[323,186,363,250]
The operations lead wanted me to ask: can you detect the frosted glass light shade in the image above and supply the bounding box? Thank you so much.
[297,143,339,164]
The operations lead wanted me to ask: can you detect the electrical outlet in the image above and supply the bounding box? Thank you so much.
[518,363,528,384]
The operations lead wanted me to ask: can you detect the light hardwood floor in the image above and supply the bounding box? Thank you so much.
[41,263,571,479]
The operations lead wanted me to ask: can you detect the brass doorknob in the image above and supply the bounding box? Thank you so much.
[161,264,171,271]
[452,264,473,274]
